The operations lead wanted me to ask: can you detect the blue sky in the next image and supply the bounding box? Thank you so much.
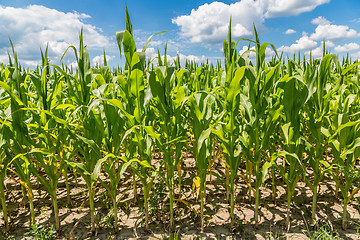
[0,0,360,67]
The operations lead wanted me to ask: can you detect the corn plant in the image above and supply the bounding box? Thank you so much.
[278,74,308,231]
[89,66,131,232]
[237,26,282,228]
[187,92,216,232]
[0,43,36,226]
[214,22,247,226]
[147,65,188,232]
[57,29,106,234]
[115,27,156,231]
[303,54,339,221]
[111,10,168,232]
[328,98,360,230]
[22,46,69,231]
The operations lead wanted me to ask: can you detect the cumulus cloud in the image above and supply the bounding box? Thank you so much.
[279,34,317,53]
[172,1,261,44]
[264,0,329,18]
[0,5,111,66]
[334,43,360,53]
[325,40,335,47]
[92,55,115,66]
[278,16,360,57]
[310,23,359,41]
[311,16,331,25]
[284,29,297,34]
[305,46,323,58]
[172,0,328,44]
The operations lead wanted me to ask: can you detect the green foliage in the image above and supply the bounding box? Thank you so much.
[308,222,340,240]
[23,224,56,240]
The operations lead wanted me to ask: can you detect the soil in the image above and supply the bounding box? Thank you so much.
[1,156,360,240]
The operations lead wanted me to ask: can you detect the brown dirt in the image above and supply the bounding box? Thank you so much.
[1,156,360,239]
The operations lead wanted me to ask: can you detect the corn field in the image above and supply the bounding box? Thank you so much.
[1,9,360,239]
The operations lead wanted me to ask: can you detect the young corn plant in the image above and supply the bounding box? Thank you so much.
[90,67,133,232]
[236,26,282,228]
[25,113,72,233]
[57,29,106,234]
[278,74,309,231]
[23,45,68,232]
[214,21,247,227]
[328,97,360,230]
[303,54,339,221]
[0,43,36,226]
[147,65,188,233]
[114,27,156,231]
[187,92,216,232]
[213,66,246,230]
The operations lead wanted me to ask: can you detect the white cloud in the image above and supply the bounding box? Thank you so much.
[0,5,110,66]
[172,0,328,45]
[325,40,335,47]
[311,16,330,25]
[310,24,359,41]
[279,34,317,53]
[264,0,330,18]
[92,54,115,66]
[172,1,260,44]
[305,46,323,59]
[334,43,360,53]
[284,29,297,34]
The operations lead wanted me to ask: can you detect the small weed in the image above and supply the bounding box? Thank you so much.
[119,201,130,214]
[97,209,115,229]
[35,205,48,216]
[23,224,56,240]
[158,229,181,240]
[149,172,168,223]
[311,227,339,240]
[308,222,340,240]
[233,216,244,233]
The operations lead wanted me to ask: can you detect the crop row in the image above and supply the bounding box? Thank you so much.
[1,9,360,236]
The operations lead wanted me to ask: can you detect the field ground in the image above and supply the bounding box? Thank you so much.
[1,157,360,240]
